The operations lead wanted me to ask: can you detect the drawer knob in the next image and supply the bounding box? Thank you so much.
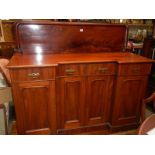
[65,69,75,75]
[98,67,108,73]
[28,73,40,78]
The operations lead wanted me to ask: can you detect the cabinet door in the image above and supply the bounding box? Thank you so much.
[57,77,85,130]
[86,76,114,125]
[12,81,56,134]
[112,76,148,126]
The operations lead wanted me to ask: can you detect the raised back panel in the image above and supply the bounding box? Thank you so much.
[15,21,127,54]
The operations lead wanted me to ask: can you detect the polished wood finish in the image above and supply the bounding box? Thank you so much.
[15,21,127,54]
[117,63,152,76]
[8,22,154,134]
[86,63,116,75]
[57,64,85,76]
[8,52,154,68]
[8,52,153,134]
[11,80,56,134]
[57,76,85,131]
[86,76,114,125]
[112,76,148,126]
[10,67,56,82]
[56,63,115,134]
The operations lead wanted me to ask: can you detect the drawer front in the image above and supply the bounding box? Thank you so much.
[10,67,56,82]
[86,63,116,75]
[57,64,85,76]
[118,63,152,76]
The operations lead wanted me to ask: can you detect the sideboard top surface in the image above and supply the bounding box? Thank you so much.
[9,21,154,69]
[8,52,154,68]
[15,21,127,54]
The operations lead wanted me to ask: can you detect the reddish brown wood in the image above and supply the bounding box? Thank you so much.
[11,80,56,135]
[8,21,154,134]
[112,76,148,126]
[9,53,153,134]
[10,67,56,82]
[56,63,115,134]
[57,76,85,130]
[57,123,110,135]
[86,76,114,125]
[86,63,116,75]
[117,63,152,76]
[14,21,127,54]
[8,52,154,68]
[57,64,85,76]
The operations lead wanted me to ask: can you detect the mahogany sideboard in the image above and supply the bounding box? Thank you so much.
[7,21,154,134]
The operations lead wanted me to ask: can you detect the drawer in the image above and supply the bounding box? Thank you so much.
[57,64,85,76]
[86,63,116,75]
[10,67,56,82]
[118,63,152,76]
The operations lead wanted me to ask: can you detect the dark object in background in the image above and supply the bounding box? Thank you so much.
[9,101,15,121]
[0,42,15,59]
